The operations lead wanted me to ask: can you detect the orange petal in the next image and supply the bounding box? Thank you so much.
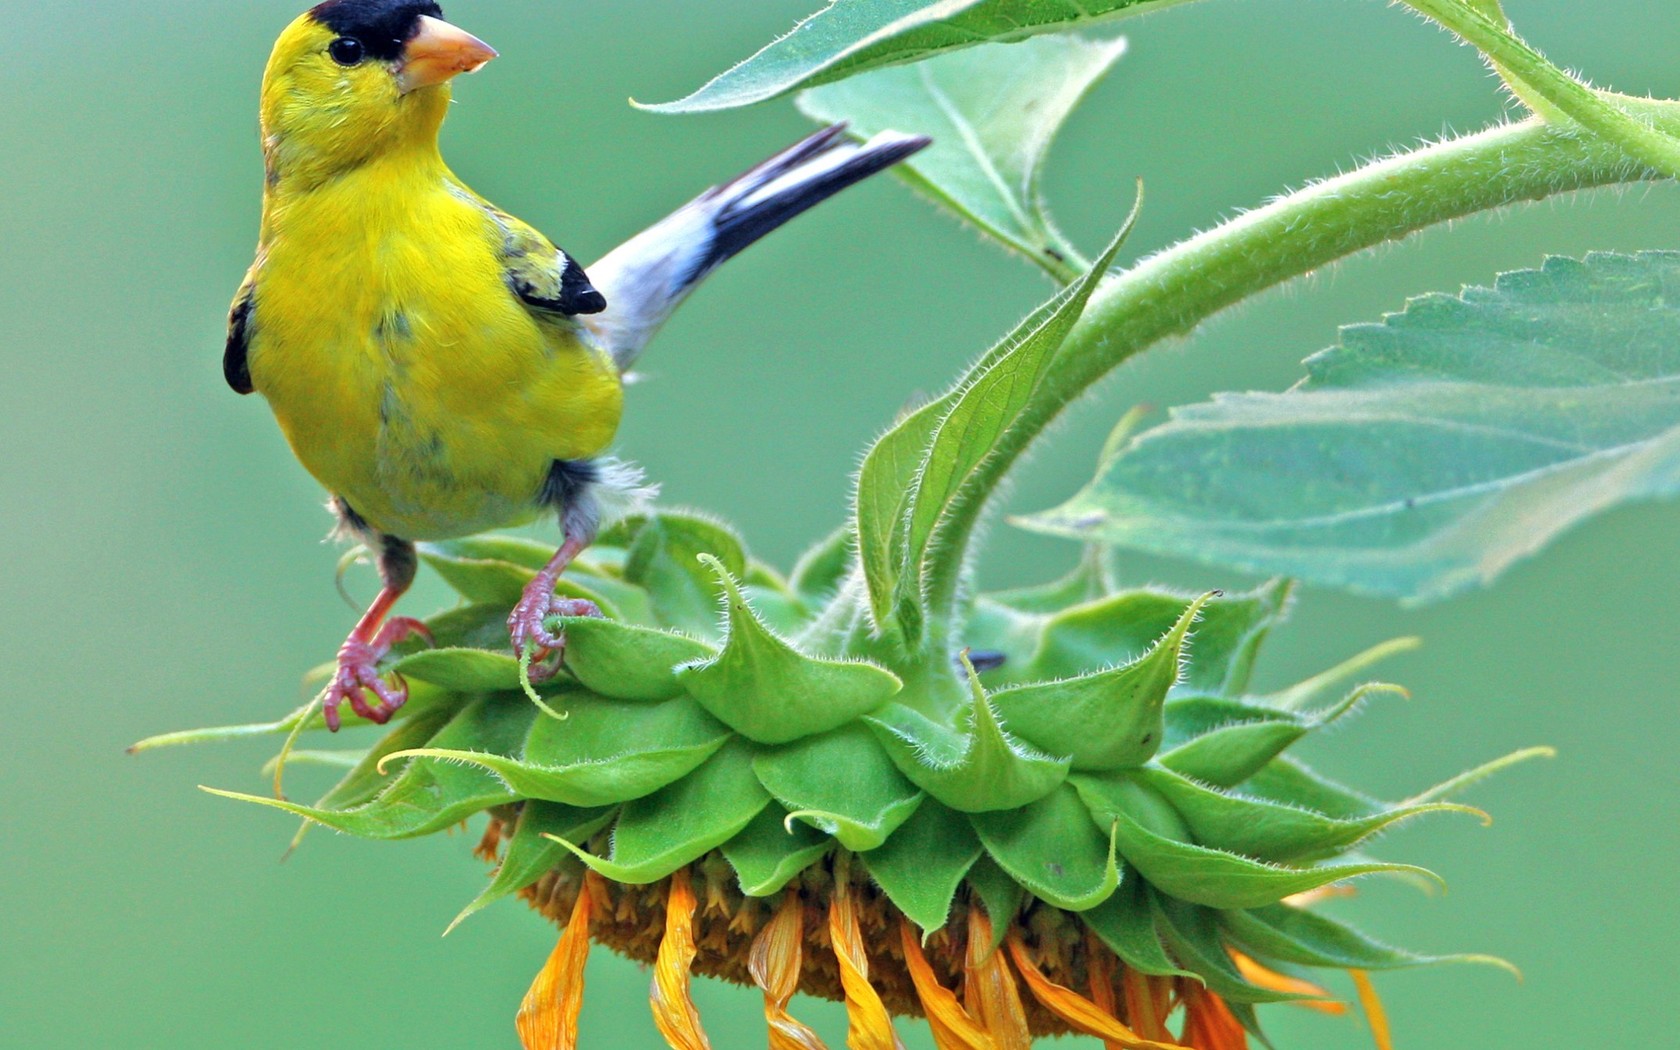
[1084,937,1127,1050]
[1005,934,1188,1050]
[748,891,829,1050]
[1349,970,1394,1050]
[963,909,1032,1050]
[899,920,997,1050]
[1230,951,1346,1015]
[827,857,905,1050]
[1282,885,1357,909]
[516,875,594,1050]
[650,869,712,1050]
[1180,986,1248,1050]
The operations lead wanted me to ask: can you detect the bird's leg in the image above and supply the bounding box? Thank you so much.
[508,532,603,682]
[324,535,433,731]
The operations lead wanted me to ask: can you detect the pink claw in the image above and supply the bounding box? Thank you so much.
[508,572,602,683]
[323,617,434,731]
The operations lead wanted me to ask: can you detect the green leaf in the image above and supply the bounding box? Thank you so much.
[549,739,771,884]
[385,692,732,808]
[677,556,902,744]
[448,801,615,933]
[864,677,1070,813]
[719,806,834,897]
[203,697,528,839]
[558,617,716,701]
[1081,875,1193,978]
[751,724,924,850]
[1221,903,1515,975]
[1083,779,1441,910]
[991,593,1209,770]
[616,511,749,637]
[969,783,1119,911]
[1135,765,1481,865]
[1024,252,1680,603]
[391,648,524,692]
[861,802,983,931]
[798,34,1125,276]
[643,0,1195,113]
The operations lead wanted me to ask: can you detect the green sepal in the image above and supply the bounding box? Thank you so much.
[1151,894,1308,1006]
[310,704,457,813]
[384,692,731,808]
[720,806,834,897]
[391,648,524,692]
[1080,775,1442,909]
[548,739,770,884]
[1158,685,1380,787]
[422,535,555,570]
[202,697,526,839]
[1135,765,1482,864]
[751,724,924,850]
[861,802,982,933]
[613,510,749,638]
[677,555,902,744]
[970,783,1120,911]
[984,546,1113,614]
[448,801,615,934]
[742,582,811,637]
[788,525,853,602]
[420,603,520,651]
[1241,755,1385,820]
[965,855,1025,951]
[1081,875,1194,978]
[992,594,1210,771]
[864,682,1070,813]
[419,543,617,615]
[1221,903,1517,976]
[557,617,716,701]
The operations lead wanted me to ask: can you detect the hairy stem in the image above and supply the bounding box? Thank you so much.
[917,107,1676,645]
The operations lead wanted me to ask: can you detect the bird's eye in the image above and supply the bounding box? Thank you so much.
[328,37,366,66]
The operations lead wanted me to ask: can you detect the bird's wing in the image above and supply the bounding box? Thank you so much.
[459,186,608,318]
[224,273,256,395]
[583,124,930,372]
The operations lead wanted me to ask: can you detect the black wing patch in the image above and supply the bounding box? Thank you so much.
[510,253,608,317]
[224,291,254,395]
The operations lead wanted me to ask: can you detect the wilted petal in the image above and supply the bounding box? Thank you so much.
[517,875,595,1050]
[650,869,712,1050]
[1005,934,1187,1050]
[963,909,1031,1050]
[827,859,906,1050]
[1230,951,1345,1015]
[1180,986,1248,1050]
[1084,938,1125,1050]
[748,891,829,1050]
[899,920,996,1050]
[1350,971,1394,1050]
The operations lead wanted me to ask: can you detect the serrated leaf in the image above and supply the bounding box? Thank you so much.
[1221,903,1514,975]
[558,618,716,701]
[644,0,1193,113]
[1082,779,1440,910]
[616,511,749,638]
[799,34,1125,276]
[719,805,833,897]
[861,802,982,931]
[385,692,732,808]
[992,593,1208,770]
[865,689,1069,813]
[449,801,615,933]
[1135,766,1480,865]
[1080,875,1192,978]
[391,648,524,692]
[203,697,529,839]
[752,724,924,850]
[550,739,770,884]
[970,783,1119,910]
[677,556,901,744]
[1024,252,1680,603]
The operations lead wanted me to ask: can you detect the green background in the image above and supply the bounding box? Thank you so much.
[3,1,1676,1046]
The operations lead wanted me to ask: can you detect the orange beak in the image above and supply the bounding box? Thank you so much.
[395,15,497,94]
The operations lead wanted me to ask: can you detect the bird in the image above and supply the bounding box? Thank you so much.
[228,0,930,730]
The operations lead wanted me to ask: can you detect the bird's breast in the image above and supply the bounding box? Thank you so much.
[247,170,623,540]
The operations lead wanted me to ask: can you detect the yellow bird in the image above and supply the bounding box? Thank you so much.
[230,0,927,729]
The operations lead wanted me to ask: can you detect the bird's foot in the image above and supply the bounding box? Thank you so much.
[323,617,434,731]
[508,574,602,683]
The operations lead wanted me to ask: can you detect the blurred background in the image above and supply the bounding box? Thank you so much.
[3,0,1677,1046]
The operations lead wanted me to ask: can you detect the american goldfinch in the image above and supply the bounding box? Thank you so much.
[228,0,928,729]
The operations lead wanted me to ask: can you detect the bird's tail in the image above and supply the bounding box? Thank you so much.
[583,123,930,371]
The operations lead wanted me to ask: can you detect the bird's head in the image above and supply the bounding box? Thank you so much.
[260,1,496,185]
